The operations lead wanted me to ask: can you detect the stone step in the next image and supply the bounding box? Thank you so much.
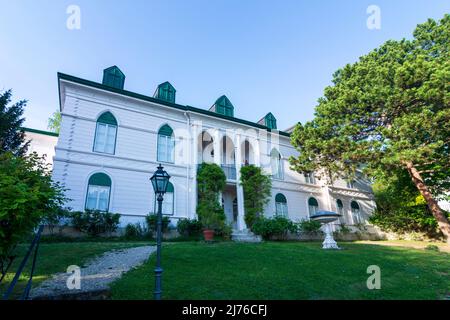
[231,230,262,243]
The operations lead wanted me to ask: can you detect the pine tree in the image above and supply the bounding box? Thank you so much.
[289,15,450,243]
[0,89,29,156]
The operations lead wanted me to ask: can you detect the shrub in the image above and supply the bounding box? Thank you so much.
[124,223,146,239]
[196,200,226,230]
[216,223,233,240]
[146,214,170,234]
[0,152,67,267]
[337,222,351,234]
[424,244,440,252]
[298,219,323,234]
[369,205,446,238]
[252,216,298,240]
[70,210,120,237]
[177,219,202,237]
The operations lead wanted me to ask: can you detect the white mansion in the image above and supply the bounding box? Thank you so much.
[30,66,378,232]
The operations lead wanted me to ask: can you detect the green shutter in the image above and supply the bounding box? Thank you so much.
[166,182,174,193]
[336,199,343,208]
[158,124,173,136]
[351,201,360,210]
[89,173,111,187]
[308,197,318,206]
[275,193,287,203]
[97,112,117,125]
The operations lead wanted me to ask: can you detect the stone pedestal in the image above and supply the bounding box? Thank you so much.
[322,223,339,249]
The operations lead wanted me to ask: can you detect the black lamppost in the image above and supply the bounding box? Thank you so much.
[150,164,170,300]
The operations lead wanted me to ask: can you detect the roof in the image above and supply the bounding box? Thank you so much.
[57,72,291,138]
[21,127,59,137]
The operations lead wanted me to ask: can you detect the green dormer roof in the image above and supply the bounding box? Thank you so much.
[210,95,234,117]
[102,66,125,89]
[258,112,277,129]
[154,81,176,103]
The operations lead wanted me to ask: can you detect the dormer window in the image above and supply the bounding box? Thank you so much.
[154,82,176,103]
[102,66,125,89]
[210,95,234,117]
[258,112,277,129]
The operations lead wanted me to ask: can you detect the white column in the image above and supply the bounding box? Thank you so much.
[213,129,221,166]
[254,138,261,167]
[235,134,246,231]
[213,129,222,205]
[191,125,199,219]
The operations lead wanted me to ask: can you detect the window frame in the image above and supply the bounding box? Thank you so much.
[93,112,118,155]
[85,173,112,212]
[275,193,288,217]
[157,125,175,163]
[270,149,283,180]
[308,197,319,217]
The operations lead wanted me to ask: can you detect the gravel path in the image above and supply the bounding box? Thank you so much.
[30,245,155,299]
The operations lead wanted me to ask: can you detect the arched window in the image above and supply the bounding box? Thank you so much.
[351,201,362,224]
[336,199,345,223]
[93,112,118,154]
[85,173,112,211]
[154,182,174,215]
[157,124,175,163]
[270,149,283,179]
[308,197,319,217]
[275,193,288,217]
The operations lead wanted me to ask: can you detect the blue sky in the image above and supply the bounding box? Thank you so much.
[1,1,449,131]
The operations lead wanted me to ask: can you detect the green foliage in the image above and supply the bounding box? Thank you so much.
[369,169,447,238]
[70,210,120,237]
[0,90,29,156]
[124,223,150,240]
[424,244,440,252]
[289,15,450,237]
[252,216,298,240]
[176,219,202,237]
[298,219,323,234]
[196,163,227,232]
[197,163,226,200]
[145,214,170,233]
[337,222,351,234]
[0,152,66,264]
[47,110,61,134]
[196,200,226,231]
[42,206,71,234]
[239,165,272,229]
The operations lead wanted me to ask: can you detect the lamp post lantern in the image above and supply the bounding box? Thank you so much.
[150,164,170,300]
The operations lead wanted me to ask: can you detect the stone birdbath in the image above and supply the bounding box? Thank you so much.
[309,211,342,249]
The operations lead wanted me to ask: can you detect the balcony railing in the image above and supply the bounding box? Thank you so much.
[197,163,237,181]
[221,165,236,181]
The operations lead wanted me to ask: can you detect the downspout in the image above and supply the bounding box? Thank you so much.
[184,111,191,219]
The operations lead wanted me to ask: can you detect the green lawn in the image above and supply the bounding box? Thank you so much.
[0,241,150,299]
[110,241,450,300]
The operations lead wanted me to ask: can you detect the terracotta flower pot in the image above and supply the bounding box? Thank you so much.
[203,229,215,241]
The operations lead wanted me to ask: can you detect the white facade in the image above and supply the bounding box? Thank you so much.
[51,70,376,228]
[23,128,58,166]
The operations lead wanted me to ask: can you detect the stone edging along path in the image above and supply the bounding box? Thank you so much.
[30,245,156,300]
